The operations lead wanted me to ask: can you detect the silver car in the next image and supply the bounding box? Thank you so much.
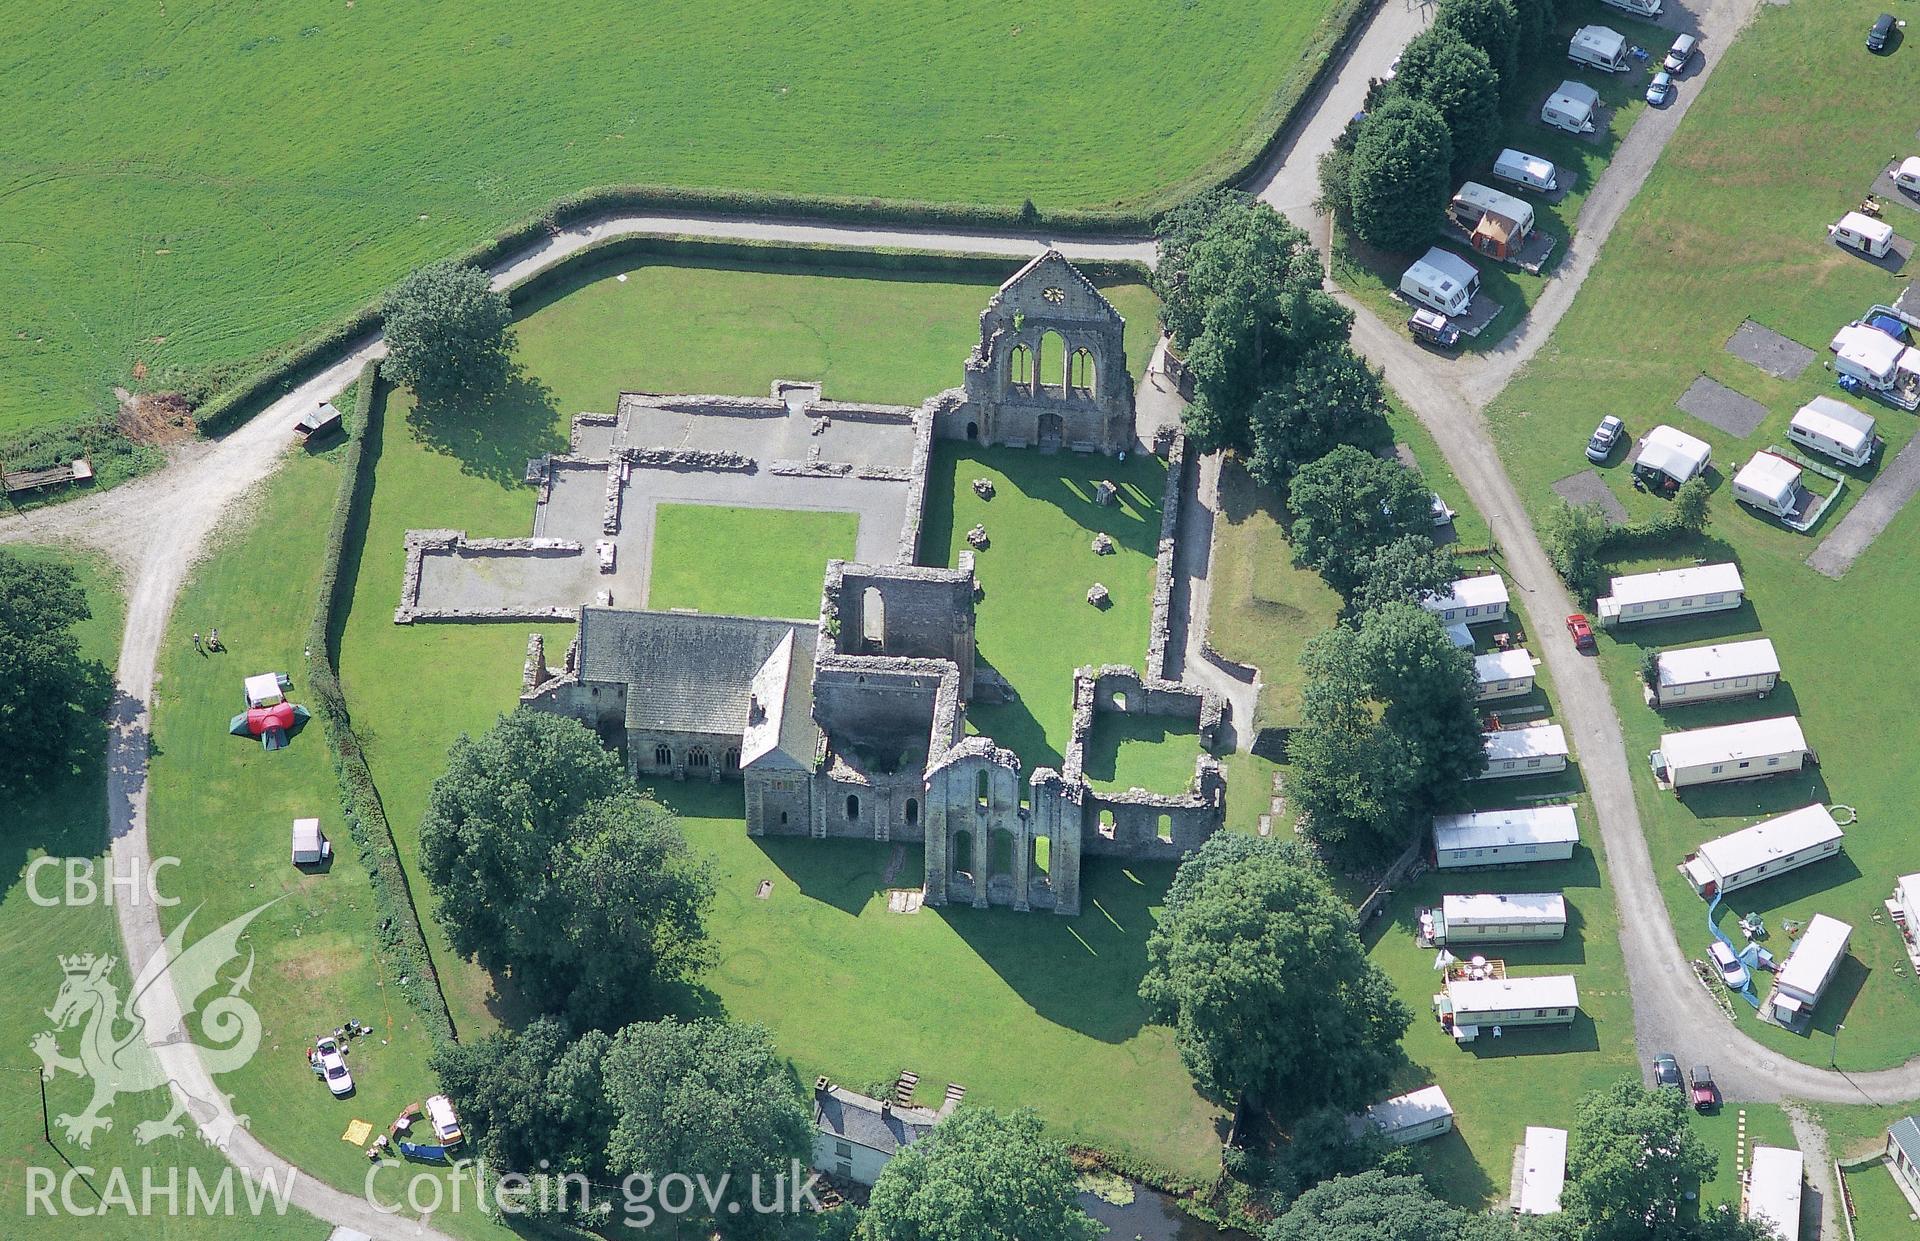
[1585,415,1625,462]
[1664,33,1697,73]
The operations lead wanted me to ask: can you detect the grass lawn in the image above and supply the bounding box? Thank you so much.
[647,503,857,618]
[1688,1103,1795,1211]
[0,549,324,1239]
[657,782,1224,1181]
[922,442,1169,771]
[1082,713,1203,797]
[142,452,518,1240]
[4,0,1339,437]
[1482,0,1920,1069]
[1331,0,1667,349]
[1820,1105,1920,1240]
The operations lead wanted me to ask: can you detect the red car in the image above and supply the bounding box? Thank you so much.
[1689,1064,1718,1112]
[1566,614,1595,651]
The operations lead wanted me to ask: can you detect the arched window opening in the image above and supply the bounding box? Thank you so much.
[976,769,990,810]
[654,743,673,767]
[846,793,861,821]
[1070,348,1096,396]
[953,829,975,878]
[687,747,710,769]
[905,798,919,826]
[723,747,740,771]
[1156,813,1174,843]
[1009,343,1032,390]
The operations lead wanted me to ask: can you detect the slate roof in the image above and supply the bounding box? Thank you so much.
[740,631,822,771]
[1889,1116,1920,1167]
[577,608,814,735]
[813,1085,938,1156]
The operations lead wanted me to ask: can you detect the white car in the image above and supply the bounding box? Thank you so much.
[315,1037,353,1097]
[1709,941,1747,989]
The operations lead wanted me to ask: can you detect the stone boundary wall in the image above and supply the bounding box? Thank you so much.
[568,412,620,453]
[395,529,583,624]
[1145,431,1189,682]
[769,459,853,478]
[1060,661,1227,859]
[1349,838,1427,931]
[896,396,945,564]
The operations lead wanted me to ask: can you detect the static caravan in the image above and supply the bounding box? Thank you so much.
[1516,1126,1569,1217]
[1474,648,1536,701]
[1541,81,1601,134]
[1651,716,1810,790]
[1830,323,1911,391]
[1480,725,1570,779]
[1400,248,1482,316]
[1681,804,1844,897]
[1347,1086,1455,1145]
[1422,573,1510,626]
[1438,975,1580,1042]
[1633,423,1713,488]
[1768,914,1852,1025]
[1788,397,1879,466]
[1886,1118,1920,1202]
[1449,182,1536,261]
[1831,211,1895,258]
[1493,148,1559,192]
[1433,806,1581,869]
[1424,892,1568,946]
[1600,0,1661,15]
[1595,562,1745,626]
[1745,1145,1803,1241]
[1733,452,1804,518]
[1568,25,1631,72]
[1650,637,1781,707]
[1894,873,1920,939]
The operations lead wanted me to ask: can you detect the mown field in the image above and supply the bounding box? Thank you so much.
[1484,0,1920,1068]
[1,0,1348,438]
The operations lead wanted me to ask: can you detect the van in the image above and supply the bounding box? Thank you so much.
[1869,13,1895,52]
[1787,396,1880,466]
[1568,25,1630,72]
[1830,211,1894,258]
[1601,0,1662,16]
[1493,148,1558,192]
[1541,82,1600,134]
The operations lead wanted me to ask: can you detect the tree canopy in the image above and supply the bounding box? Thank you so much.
[431,1016,614,1188]
[1345,96,1454,253]
[1392,26,1503,176]
[1245,344,1394,494]
[1352,602,1487,790]
[1269,1170,1467,1241]
[1562,1077,1718,1240]
[420,708,712,1027]
[380,259,514,397]
[0,551,112,794]
[1346,534,1459,619]
[603,1018,813,1238]
[858,1106,1100,1241]
[1152,194,1351,455]
[1287,444,1437,596]
[1514,0,1560,60]
[1436,0,1521,89]
[1140,835,1410,1115]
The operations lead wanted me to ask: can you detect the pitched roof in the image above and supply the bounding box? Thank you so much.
[577,608,814,735]
[813,1085,939,1156]
[994,249,1122,323]
[1890,1116,1920,1166]
[740,631,821,771]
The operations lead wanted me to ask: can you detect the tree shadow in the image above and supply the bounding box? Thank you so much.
[1080,712,1202,792]
[406,364,565,487]
[944,858,1173,1045]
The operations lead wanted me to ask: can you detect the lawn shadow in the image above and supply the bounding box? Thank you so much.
[1461,1011,1603,1058]
[964,685,1058,772]
[1407,1127,1499,1210]
[1081,712,1203,793]
[751,835,894,918]
[944,857,1171,1044]
[406,365,565,487]
[1673,767,1835,824]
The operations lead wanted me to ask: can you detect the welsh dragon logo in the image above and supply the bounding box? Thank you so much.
[31,901,275,1150]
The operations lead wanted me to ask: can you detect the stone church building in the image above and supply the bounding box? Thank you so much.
[521,251,1224,916]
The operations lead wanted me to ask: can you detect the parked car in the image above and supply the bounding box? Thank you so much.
[1869,12,1895,52]
[315,1036,353,1097]
[1690,1064,1718,1111]
[1709,940,1747,988]
[1664,33,1698,72]
[1645,71,1674,106]
[1408,307,1461,349]
[1653,1052,1682,1090]
[1585,415,1625,462]
[1566,613,1595,651]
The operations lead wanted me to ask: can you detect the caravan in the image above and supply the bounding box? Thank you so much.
[1400,248,1482,316]
[1449,182,1536,260]
[1731,451,1804,518]
[1541,82,1600,134]
[1831,211,1895,258]
[1568,26,1631,72]
[1493,148,1559,192]
[1788,396,1879,466]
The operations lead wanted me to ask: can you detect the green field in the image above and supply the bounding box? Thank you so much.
[647,503,857,618]
[2,0,1344,437]
[1482,0,1920,1069]
[1082,713,1205,797]
[1821,1105,1920,1241]
[0,547,325,1239]
[142,454,517,1240]
[1331,0,1665,347]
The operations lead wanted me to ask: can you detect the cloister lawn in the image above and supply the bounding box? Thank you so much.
[5,0,1340,436]
[647,504,857,618]
[1483,0,1920,1070]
